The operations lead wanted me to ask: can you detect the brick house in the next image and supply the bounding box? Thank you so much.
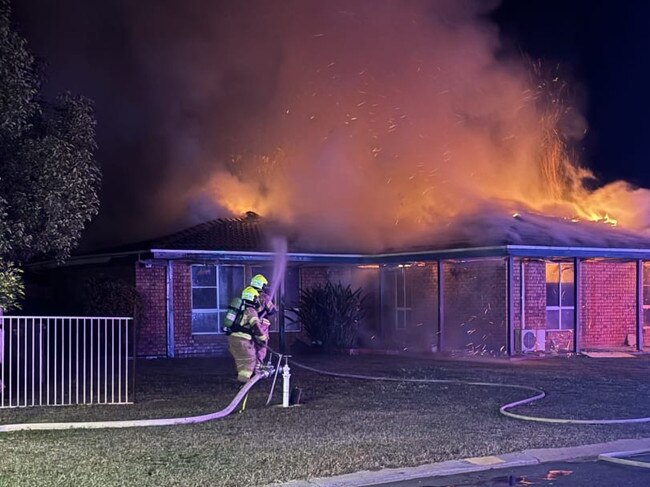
[28,213,650,358]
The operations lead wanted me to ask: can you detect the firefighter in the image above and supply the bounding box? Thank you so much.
[250,274,276,363]
[227,286,267,383]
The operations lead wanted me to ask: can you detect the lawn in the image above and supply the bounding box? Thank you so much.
[1,354,650,486]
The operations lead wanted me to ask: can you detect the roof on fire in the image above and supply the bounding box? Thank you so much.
[38,209,650,269]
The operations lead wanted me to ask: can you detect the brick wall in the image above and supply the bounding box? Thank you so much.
[135,263,167,357]
[172,262,230,357]
[523,260,546,330]
[519,259,638,353]
[442,259,507,355]
[520,260,576,353]
[580,260,636,349]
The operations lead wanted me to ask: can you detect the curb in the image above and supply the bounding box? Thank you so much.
[268,437,650,487]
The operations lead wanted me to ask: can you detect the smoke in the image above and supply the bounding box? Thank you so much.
[122,0,650,250]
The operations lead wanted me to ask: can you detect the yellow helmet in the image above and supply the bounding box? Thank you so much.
[250,274,269,291]
[241,286,259,303]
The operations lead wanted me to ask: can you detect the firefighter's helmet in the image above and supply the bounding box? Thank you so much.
[241,286,259,303]
[250,274,269,291]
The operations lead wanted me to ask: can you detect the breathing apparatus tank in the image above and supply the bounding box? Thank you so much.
[222,297,244,333]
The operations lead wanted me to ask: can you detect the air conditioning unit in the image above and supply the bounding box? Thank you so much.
[521,329,545,353]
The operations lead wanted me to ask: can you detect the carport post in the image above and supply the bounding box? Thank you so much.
[166,260,175,358]
[573,257,581,354]
[637,260,644,352]
[437,260,444,352]
[278,276,286,354]
[507,256,514,356]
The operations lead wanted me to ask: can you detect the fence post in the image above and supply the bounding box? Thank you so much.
[0,306,4,399]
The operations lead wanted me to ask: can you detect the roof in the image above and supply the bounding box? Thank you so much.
[36,210,650,269]
[149,212,266,252]
[94,212,269,253]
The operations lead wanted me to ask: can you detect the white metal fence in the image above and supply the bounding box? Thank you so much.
[0,316,134,408]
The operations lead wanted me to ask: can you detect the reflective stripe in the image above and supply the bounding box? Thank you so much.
[230,332,252,340]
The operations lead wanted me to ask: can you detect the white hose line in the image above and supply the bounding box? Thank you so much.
[287,359,650,425]
[598,450,650,468]
[0,373,265,433]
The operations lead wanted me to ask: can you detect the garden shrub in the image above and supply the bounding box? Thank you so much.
[289,281,366,351]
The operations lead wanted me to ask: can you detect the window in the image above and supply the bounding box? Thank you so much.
[191,265,245,333]
[643,262,650,326]
[545,262,575,330]
[283,266,301,332]
[250,265,301,332]
[388,266,412,330]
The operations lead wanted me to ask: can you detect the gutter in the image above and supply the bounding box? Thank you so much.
[151,244,650,263]
[28,243,650,271]
[506,245,650,259]
[27,250,152,269]
[150,246,510,264]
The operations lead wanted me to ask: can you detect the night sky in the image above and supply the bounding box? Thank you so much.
[10,0,650,248]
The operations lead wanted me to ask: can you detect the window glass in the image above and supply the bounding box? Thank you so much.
[643,262,650,286]
[644,308,650,326]
[218,266,245,306]
[561,309,575,330]
[396,310,406,330]
[192,288,217,309]
[546,282,560,307]
[545,263,560,283]
[560,282,575,307]
[396,269,405,308]
[191,312,219,333]
[546,309,559,329]
[643,286,650,307]
[560,263,574,283]
[192,266,216,287]
[403,268,412,308]
[284,266,300,307]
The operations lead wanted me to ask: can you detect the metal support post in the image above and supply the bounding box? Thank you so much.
[507,256,515,356]
[637,260,644,352]
[574,258,582,354]
[437,260,444,352]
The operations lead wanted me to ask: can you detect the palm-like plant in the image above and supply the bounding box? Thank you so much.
[288,282,366,351]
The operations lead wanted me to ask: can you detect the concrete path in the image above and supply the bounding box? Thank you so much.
[269,437,650,487]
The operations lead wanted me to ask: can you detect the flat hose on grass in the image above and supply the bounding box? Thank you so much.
[0,372,266,433]
[284,356,650,425]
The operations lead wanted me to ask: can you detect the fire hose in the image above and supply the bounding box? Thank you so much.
[0,369,271,433]
[275,351,650,425]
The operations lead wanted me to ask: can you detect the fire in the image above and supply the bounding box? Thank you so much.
[188,2,650,250]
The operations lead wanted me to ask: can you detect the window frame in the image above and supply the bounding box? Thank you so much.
[394,265,412,331]
[545,261,575,332]
[191,264,245,335]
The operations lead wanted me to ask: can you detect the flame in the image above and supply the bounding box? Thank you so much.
[187,2,650,250]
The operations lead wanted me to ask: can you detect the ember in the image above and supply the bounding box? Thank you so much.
[181,1,650,251]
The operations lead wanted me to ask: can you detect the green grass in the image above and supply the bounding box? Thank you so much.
[1,355,650,486]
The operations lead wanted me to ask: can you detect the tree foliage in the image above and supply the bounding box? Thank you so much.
[0,0,100,310]
[288,282,366,351]
[80,276,141,319]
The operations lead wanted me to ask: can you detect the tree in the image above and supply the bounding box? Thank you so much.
[0,0,100,310]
